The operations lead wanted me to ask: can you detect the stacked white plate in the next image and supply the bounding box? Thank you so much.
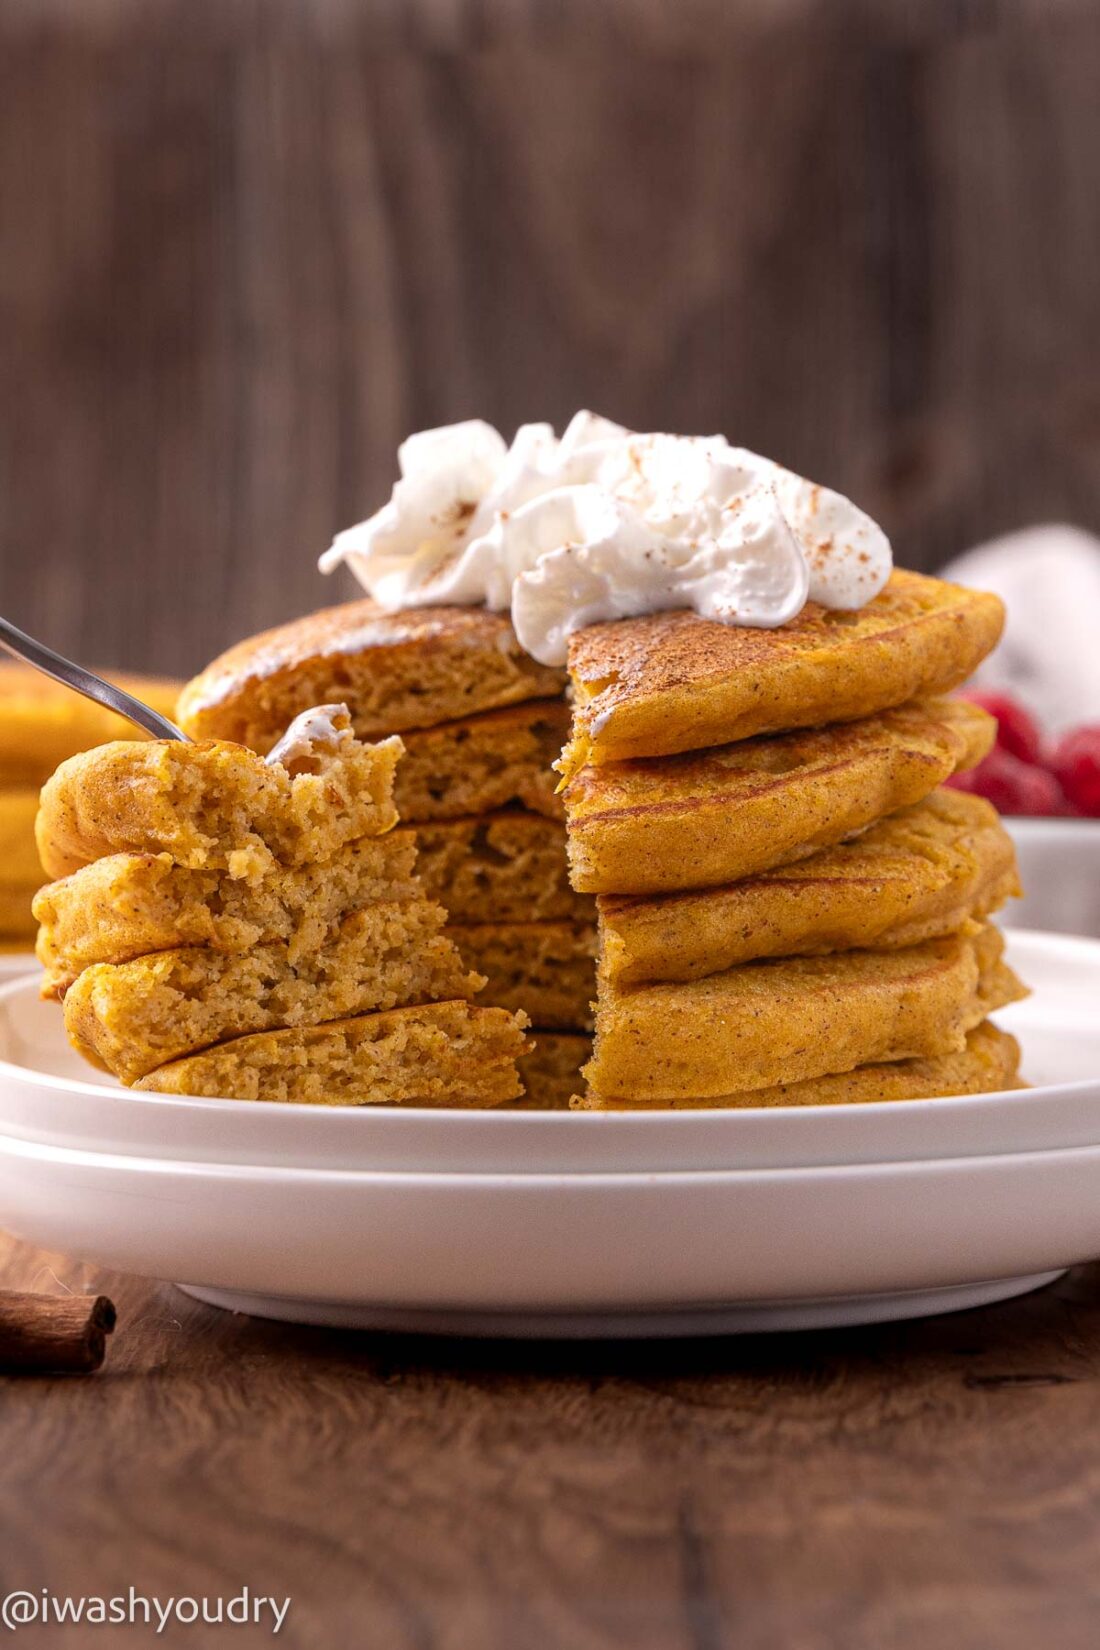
[1,926,1099,1336]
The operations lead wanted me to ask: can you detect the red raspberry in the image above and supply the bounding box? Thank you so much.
[1051,726,1100,817]
[947,745,1067,816]
[960,691,1045,765]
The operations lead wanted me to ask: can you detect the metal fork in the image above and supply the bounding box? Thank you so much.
[0,616,188,742]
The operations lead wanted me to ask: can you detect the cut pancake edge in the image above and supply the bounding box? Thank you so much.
[573,1021,1023,1110]
[561,571,1006,771]
[583,923,1025,1101]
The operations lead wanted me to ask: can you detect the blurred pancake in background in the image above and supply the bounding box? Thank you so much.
[0,665,183,945]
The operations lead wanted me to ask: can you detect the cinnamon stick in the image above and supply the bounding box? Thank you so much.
[0,1291,116,1373]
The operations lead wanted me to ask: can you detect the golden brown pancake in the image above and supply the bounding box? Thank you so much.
[395,701,567,823]
[36,815,595,990]
[63,902,481,1084]
[36,728,401,881]
[561,569,1004,773]
[514,1033,592,1109]
[448,920,597,1031]
[575,1021,1021,1109]
[34,835,422,992]
[134,1001,529,1107]
[0,665,183,786]
[412,812,592,923]
[0,790,45,887]
[177,599,565,748]
[584,922,1025,1102]
[564,697,994,897]
[599,789,1019,984]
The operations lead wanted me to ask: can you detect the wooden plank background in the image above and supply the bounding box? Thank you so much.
[1,0,1099,679]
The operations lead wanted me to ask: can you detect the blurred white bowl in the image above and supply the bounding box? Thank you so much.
[1008,820,1100,938]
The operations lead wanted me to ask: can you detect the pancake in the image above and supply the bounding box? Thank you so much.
[0,665,183,786]
[0,886,39,938]
[561,569,1004,773]
[584,922,1026,1101]
[0,790,45,886]
[448,920,597,1031]
[34,834,422,992]
[177,599,565,749]
[133,1001,529,1107]
[514,1033,592,1109]
[575,1021,1021,1109]
[62,902,481,1084]
[396,701,567,823]
[36,721,401,880]
[564,697,994,897]
[599,789,1019,985]
[412,812,591,924]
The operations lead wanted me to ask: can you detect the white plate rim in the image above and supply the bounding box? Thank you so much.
[0,926,1095,1119]
[6,1127,1100,1183]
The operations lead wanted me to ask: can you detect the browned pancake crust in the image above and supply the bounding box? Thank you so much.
[563,569,1004,771]
[177,599,565,749]
[564,698,994,896]
[575,1022,1021,1109]
[598,789,1019,984]
[585,923,1026,1101]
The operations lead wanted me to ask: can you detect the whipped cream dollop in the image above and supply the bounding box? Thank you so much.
[266,703,354,772]
[320,413,892,665]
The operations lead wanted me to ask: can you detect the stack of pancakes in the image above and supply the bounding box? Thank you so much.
[557,569,1030,1108]
[33,714,528,1105]
[0,666,182,949]
[176,605,598,1107]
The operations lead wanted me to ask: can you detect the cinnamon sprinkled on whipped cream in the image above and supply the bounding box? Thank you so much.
[320,413,892,665]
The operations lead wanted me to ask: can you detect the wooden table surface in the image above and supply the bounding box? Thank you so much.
[4,1231,1100,1649]
[4,1,1100,679]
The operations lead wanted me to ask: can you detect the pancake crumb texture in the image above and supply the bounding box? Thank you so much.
[135,1001,529,1107]
[63,903,481,1084]
[33,717,528,1104]
[36,732,402,881]
[413,813,591,923]
[515,1033,593,1109]
[174,598,592,1077]
[34,834,422,990]
[395,703,568,823]
[449,921,598,1031]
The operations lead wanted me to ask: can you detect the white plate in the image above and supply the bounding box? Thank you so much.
[0,931,1097,1174]
[0,1129,1091,1334]
[0,950,37,979]
[1,927,1098,1335]
[1008,819,1100,938]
